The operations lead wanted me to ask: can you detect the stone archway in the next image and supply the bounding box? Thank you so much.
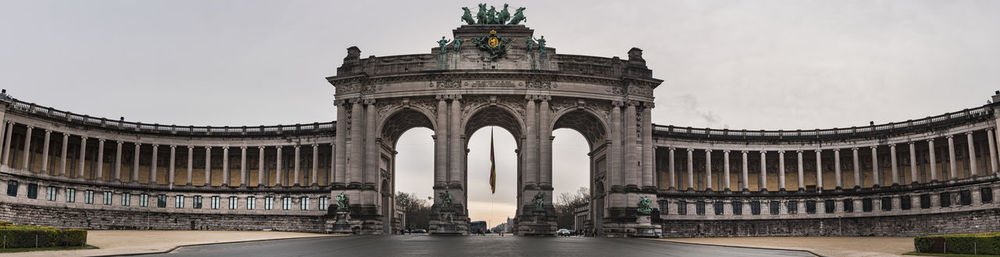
[377,107,436,234]
[550,108,610,236]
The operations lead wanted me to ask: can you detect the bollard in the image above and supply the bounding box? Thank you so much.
[974,241,977,255]
[35,234,38,248]
[944,240,947,254]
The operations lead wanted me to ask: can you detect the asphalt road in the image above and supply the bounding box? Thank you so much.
[139,234,816,257]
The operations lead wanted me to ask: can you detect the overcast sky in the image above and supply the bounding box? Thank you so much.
[2,0,999,226]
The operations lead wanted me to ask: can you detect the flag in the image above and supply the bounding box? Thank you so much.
[490,127,496,194]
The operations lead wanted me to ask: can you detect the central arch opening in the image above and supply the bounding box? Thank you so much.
[464,104,524,233]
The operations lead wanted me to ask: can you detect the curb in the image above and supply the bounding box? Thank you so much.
[648,239,826,257]
[90,235,341,257]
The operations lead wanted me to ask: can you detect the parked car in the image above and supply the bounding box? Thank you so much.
[557,229,571,236]
[412,229,427,233]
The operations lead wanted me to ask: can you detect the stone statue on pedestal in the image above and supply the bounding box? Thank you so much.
[533,192,545,211]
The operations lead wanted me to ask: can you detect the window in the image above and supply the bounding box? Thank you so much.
[319,197,328,211]
[881,197,892,211]
[122,193,131,206]
[677,200,687,215]
[769,201,780,215]
[229,196,238,210]
[731,201,742,215]
[940,192,951,207]
[156,194,167,208]
[920,194,931,209]
[960,190,972,206]
[175,195,185,208]
[301,197,310,211]
[750,201,761,215]
[5,180,16,196]
[46,186,57,201]
[84,190,94,204]
[901,196,911,210]
[27,183,37,199]
[843,199,854,213]
[983,188,994,203]
[695,201,705,216]
[824,200,835,214]
[65,188,76,203]
[140,194,149,207]
[862,198,873,212]
[247,196,256,210]
[103,191,113,205]
[806,200,816,214]
[265,196,274,210]
[282,197,292,210]
[211,196,220,210]
[193,196,203,209]
[787,200,798,214]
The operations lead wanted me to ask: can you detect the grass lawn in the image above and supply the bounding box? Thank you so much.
[0,244,98,253]
[904,251,1000,257]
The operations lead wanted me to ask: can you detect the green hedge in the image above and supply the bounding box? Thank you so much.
[914,232,1000,255]
[0,222,87,249]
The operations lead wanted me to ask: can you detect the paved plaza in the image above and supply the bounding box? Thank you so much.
[137,235,816,257]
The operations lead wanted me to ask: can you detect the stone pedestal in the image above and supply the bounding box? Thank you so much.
[331,211,354,234]
[516,208,557,236]
[429,207,468,235]
[632,215,661,238]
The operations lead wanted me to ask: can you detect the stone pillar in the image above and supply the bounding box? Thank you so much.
[222,146,229,186]
[539,97,552,187]
[796,150,804,190]
[132,143,139,182]
[760,151,767,191]
[778,150,785,191]
[686,148,694,190]
[524,96,537,187]
[909,142,918,184]
[434,96,448,187]
[928,139,938,181]
[276,146,283,186]
[41,130,50,174]
[312,143,319,186]
[610,101,622,187]
[967,132,978,176]
[334,100,348,185]
[365,100,378,186]
[95,138,104,180]
[625,102,638,186]
[187,146,193,185]
[329,143,335,185]
[890,144,899,185]
[2,122,12,166]
[723,150,731,190]
[114,141,122,181]
[815,149,822,190]
[989,129,999,174]
[294,144,301,186]
[705,149,712,190]
[450,97,463,187]
[871,146,880,187]
[150,144,158,184]
[258,146,265,186]
[852,147,860,188]
[349,100,363,185]
[241,146,248,186]
[641,104,654,188]
[834,149,842,189]
[21,126,32,170]
[741,150,749,191]
[204,146,212,186]
[947,135,957,180]
[668,147,676,189]
[60,133,69,177]
[169,145,176,185]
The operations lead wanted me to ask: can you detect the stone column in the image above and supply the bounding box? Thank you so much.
[187,146,193,185]
[449,97,463,187]
[625,102,638,186]
[222,146,229,186]
[21,126,32,170]
[365,100,378,186]
[78,137,88,178]
[890,144,899,185]
[641,104,654,188]
[60,133,69,177]
[815,149,822,190]
[871,146,880,187]
[539,97,552,187]
[609,101,622,187]
[2,122,13,166]
[204,146,212,185]
[947,135,957,180]
[294,144,301,186]
[760,151,767,191]
[150,144,158,184]
[778,150,785,191]
[334,100,347,185]
[434,96,448,187]
[705,149,712,190]
[95,138,104,180]
[349,100,363,185]
[686,148,694,190]
[668,147,676,189]
[168,145,176,185]
[240,146,247,186]
[909,142,918,184]
[852,147,860,188]
[723,150,731,190]
[989,129,999,174]
[524,96,537,187]
[928,139,938,181]
[132,143,139,182]
[312,144,319,186]
[276,146,283,186]
[41,130,50,174]
[329,143,335,185]
[834,149,842,189]
[258,146,265,186]
[967,132,978,176]
[796,150,804,190]
[114,141,122,181]
[741,150,749,191]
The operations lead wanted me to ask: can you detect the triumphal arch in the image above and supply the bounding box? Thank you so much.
[326,6,661,236]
